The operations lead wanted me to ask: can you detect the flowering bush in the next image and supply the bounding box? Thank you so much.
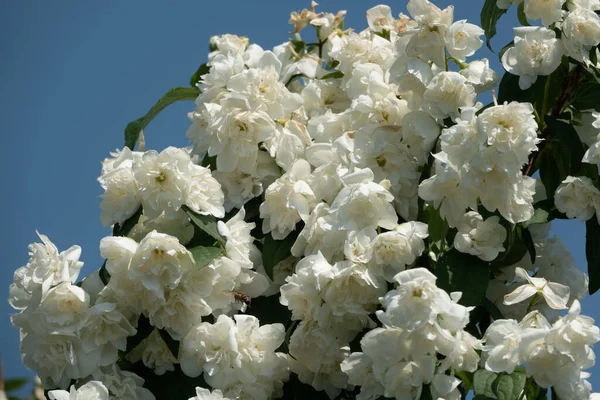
[8,0,600,399]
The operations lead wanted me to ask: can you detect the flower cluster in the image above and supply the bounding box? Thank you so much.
[341,268,480,400]
[9,0,600,398]
[500,0,600,89]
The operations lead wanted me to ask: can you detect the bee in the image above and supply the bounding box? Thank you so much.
[229,290,251,312]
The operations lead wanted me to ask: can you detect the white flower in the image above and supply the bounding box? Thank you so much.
[477,101,540,168]
[482,318,545,373]
[288,321,350,395]
[371,222,429,280]
[25,282,90,335]
[180,315,288,399]
[460,59,500,93]
[127,329,177,375]
[9,232,83,310]
[546,300,600,367]
[524,0,566,26]
[444,20,484,61]
[454,212,506,262]
[133,147,224,219]
[48,381,109,400]
[555,176,600,222]
[79,302,136,364]
[21,332,101,389]
[213,150,279,212]
[422,72,477,121]
[264,120,312,170]
[204,105,276,174]
[188,388,232,400]
[367,5,394,33]
[127,231,196,311]
[561,8,600,64]
[329,168,398,231]
[504,267,571,310]
[502,27,564,90]
[99,165,140,227]
[260,159,316,239]
[567,0,600,10]
[405,0,455,67]
[92,365,155,399]
[280,252,332,322]
[430,374,461,400]
[341,352,385,400]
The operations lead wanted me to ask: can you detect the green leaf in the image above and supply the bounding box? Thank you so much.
[522,208,550,228]
[124,87,200,149]
[4,378,30,392]
[127,363,205,399]
[112,206,143,237]
[474,370,498,398]
[521,227,536,264]
[425,205,449,245]
[481,0,508,51]
[188,245,223,269]
[262,231,299,280]
[492,371,526,400]
[491,225,527,269]
[586,217,600,294]
[419,385,433,400]
[99,260,110,285]
[482,297,504,320]
[539,116,592,200]
[190,63,210,87]
[122,316,153,357]
[435,249,491,306]
[182,205,226,245]
[517,3,530,26]
[320,70,344,80]
[158,329,180,359]
[572,82,600,112]
[248,293,292,327]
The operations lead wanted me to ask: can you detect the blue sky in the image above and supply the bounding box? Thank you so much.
[0,0,595,393]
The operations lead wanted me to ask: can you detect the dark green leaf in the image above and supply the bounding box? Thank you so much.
[190,63,210,87]
[435,249,491,306]
[474,369,498,398]
[425,205,449,245]
[99,261,110,285]
[188,245,223,269]
[320,70,344,80]
[491,225,527,269]
[481,0,508,51]
[492,371,526,400]
[517,3,530,26]
[572,83,600,112]
[290,39,306,56]
[248,294,292,327]
[112,207,143,237]
[282,373,331,400]
[262,231,299,280]
[586,217,600,294]
[124,87,200,149]
[158,329,180,359]
[4,378,29,392]
[539,116,592,200]
[482,297,504,321]
[521,228,536,264]
[419,384,433,400]
[123,316,153,357]
[128,363,205,399]
[182,205,226,245]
